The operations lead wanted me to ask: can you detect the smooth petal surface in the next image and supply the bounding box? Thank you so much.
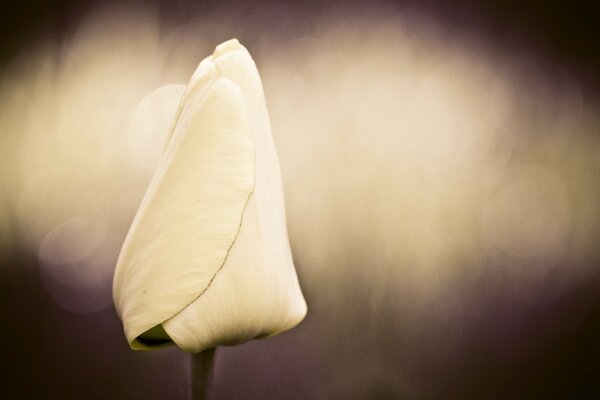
[162,41,307,353]
[113,39,306,352]
[114,66,255,350]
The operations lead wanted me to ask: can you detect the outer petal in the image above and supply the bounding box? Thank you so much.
[162,40,307,353]
[113,71,255,349]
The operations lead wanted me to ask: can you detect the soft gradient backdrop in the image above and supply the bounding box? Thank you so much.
[1,1,600,398]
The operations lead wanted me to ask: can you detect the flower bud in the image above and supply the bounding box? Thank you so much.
[113,39,307,353]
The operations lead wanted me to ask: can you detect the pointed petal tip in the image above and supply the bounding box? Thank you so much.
[214,38,243,57]
[189,38,246,91]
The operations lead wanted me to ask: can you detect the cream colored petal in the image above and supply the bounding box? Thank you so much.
[113,73,255,350]
[162,40,307,353]
[163,194,307,353]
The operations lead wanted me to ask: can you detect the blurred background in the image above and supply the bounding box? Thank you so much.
[1,0,600,398]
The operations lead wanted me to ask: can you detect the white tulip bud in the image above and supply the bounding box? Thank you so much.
[113,39,307,353]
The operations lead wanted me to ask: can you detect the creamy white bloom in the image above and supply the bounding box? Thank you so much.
[113,39,307,353]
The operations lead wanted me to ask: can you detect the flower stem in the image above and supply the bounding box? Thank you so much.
[191,348,216,400]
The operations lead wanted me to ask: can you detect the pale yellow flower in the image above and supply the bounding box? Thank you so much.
[113,39,307,353]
